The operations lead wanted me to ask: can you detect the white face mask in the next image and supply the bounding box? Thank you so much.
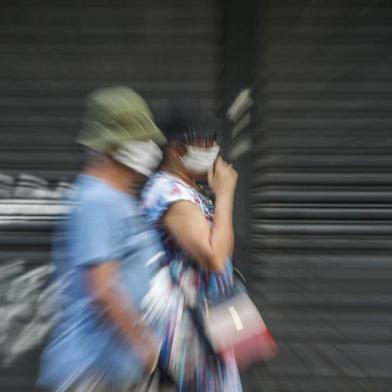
[112,140,163,176]
[181,145,220,173]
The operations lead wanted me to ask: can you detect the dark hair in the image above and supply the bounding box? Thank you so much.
[158,103,218,143]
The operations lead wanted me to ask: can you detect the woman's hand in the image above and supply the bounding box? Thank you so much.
[208,157,238,198]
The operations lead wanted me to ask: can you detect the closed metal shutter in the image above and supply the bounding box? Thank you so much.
[0,1,222,391]
[242,1,392,391]
[0,0,221,180]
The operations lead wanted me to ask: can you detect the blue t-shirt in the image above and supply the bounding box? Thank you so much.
[38,175,166,389]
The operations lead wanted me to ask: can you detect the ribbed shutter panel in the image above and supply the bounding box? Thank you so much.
[0,0,221,180]
[248,1,392,391]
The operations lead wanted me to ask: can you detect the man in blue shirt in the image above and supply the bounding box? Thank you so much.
[38,87,168,391]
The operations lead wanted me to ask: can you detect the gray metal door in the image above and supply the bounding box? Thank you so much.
[238,1,392,391]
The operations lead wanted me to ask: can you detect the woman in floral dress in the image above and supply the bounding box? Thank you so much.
[141,111,242,392]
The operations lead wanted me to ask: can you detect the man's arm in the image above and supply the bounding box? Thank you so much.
[87,260,159,371]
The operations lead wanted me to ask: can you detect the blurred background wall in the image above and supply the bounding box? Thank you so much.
[225,1,392,391]
[1,1,392,391]
[0,0,221,178]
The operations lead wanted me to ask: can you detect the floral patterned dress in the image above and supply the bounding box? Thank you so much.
[141,171,242,392]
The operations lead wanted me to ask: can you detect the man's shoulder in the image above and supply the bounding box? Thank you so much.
[74,177,132,213]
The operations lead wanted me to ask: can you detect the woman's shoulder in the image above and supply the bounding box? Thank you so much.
[141,171,198,217]
[144,171,196,199]
[142,171,165,197]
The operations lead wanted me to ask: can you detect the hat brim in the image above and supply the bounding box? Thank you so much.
[77,117,167,153]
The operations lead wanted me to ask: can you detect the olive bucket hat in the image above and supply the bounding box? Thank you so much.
[77,86,167,153]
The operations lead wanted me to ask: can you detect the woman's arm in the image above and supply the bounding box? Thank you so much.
[163,158,238,272]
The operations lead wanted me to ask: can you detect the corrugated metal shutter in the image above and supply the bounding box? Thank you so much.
[0,0,221,180]
[0,1,222,391]
[244,1,392,391]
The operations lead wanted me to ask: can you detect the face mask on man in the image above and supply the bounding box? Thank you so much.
[181,145,220,173]
[112,140,163,176]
